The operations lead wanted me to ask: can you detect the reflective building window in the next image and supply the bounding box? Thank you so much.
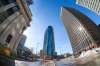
[61,7,100,55]
[43,26,56,57]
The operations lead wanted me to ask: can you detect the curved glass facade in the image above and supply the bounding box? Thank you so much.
[43,26,55,57]
[61,7,100,55]
[76,0,100,15]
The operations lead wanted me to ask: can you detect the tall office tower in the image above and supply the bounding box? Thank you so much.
[76,0,100,15]
[17,35,27,48]
[61,7,100,55]
[17,35,26,57]
[0,0,33,53]
[43,26,55,58]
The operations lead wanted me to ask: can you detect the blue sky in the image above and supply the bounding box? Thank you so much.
[24,0,100,55]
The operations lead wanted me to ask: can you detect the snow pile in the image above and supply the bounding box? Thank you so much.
[76,48,100,64]
[15,60,41,66]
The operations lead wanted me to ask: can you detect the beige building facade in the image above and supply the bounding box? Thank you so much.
[0,0,32,53]
[61,7,100,55]
[76,0,100,15]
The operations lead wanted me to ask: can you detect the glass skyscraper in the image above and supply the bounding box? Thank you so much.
[18,35,27,48]
[76,0,100,15]
[61,7,100,55]
[43,26,55,57]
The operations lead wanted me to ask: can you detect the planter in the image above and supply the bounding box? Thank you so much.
[0,48,11,56]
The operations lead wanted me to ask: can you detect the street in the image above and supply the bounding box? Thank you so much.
[15,57,100,66]
[15,50,100,66]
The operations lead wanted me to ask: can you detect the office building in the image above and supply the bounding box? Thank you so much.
[40,50,44,59]
[61,7,100,55]
[0,0,33,53]
[17,46,34,61]
[76,0,100,15]
[17,35,27,56]
[43,26,56,59]
[17,35,34,61]
[17,35,27,48]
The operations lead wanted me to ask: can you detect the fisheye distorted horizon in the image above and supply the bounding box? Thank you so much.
[24,0,100,55]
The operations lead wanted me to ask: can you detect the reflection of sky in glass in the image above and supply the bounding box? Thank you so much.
[43,26,55,56]
[24,0,100,55]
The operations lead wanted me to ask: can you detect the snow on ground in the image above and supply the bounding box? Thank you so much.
[55,56,76,66]
[15,60,55,66]
[15,48,100,66]
[55,48,100,66]
[55,61,75,66]
[76,48,100,64]
[44,61,55,66]
[59,56,75,64]
[15,60,41,66]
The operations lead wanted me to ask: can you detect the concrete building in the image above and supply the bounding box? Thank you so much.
[61,7,100,55]
[0,0,33,53]
[40,50,44,59]
[76,0,100,15]
[43,26,56,59]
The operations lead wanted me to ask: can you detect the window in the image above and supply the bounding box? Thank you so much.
[8,0,16,3]
[0,0,9,7]
[0,8,14,24]
[1,0,9,6]
[0,0,16,7]
[0,5,19,24]
[0,11,9,24]
[22,26,26,32]
[7,7,14,15]
[7,5,20,15]
[6,34,12,43]
[12,5,20,12]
